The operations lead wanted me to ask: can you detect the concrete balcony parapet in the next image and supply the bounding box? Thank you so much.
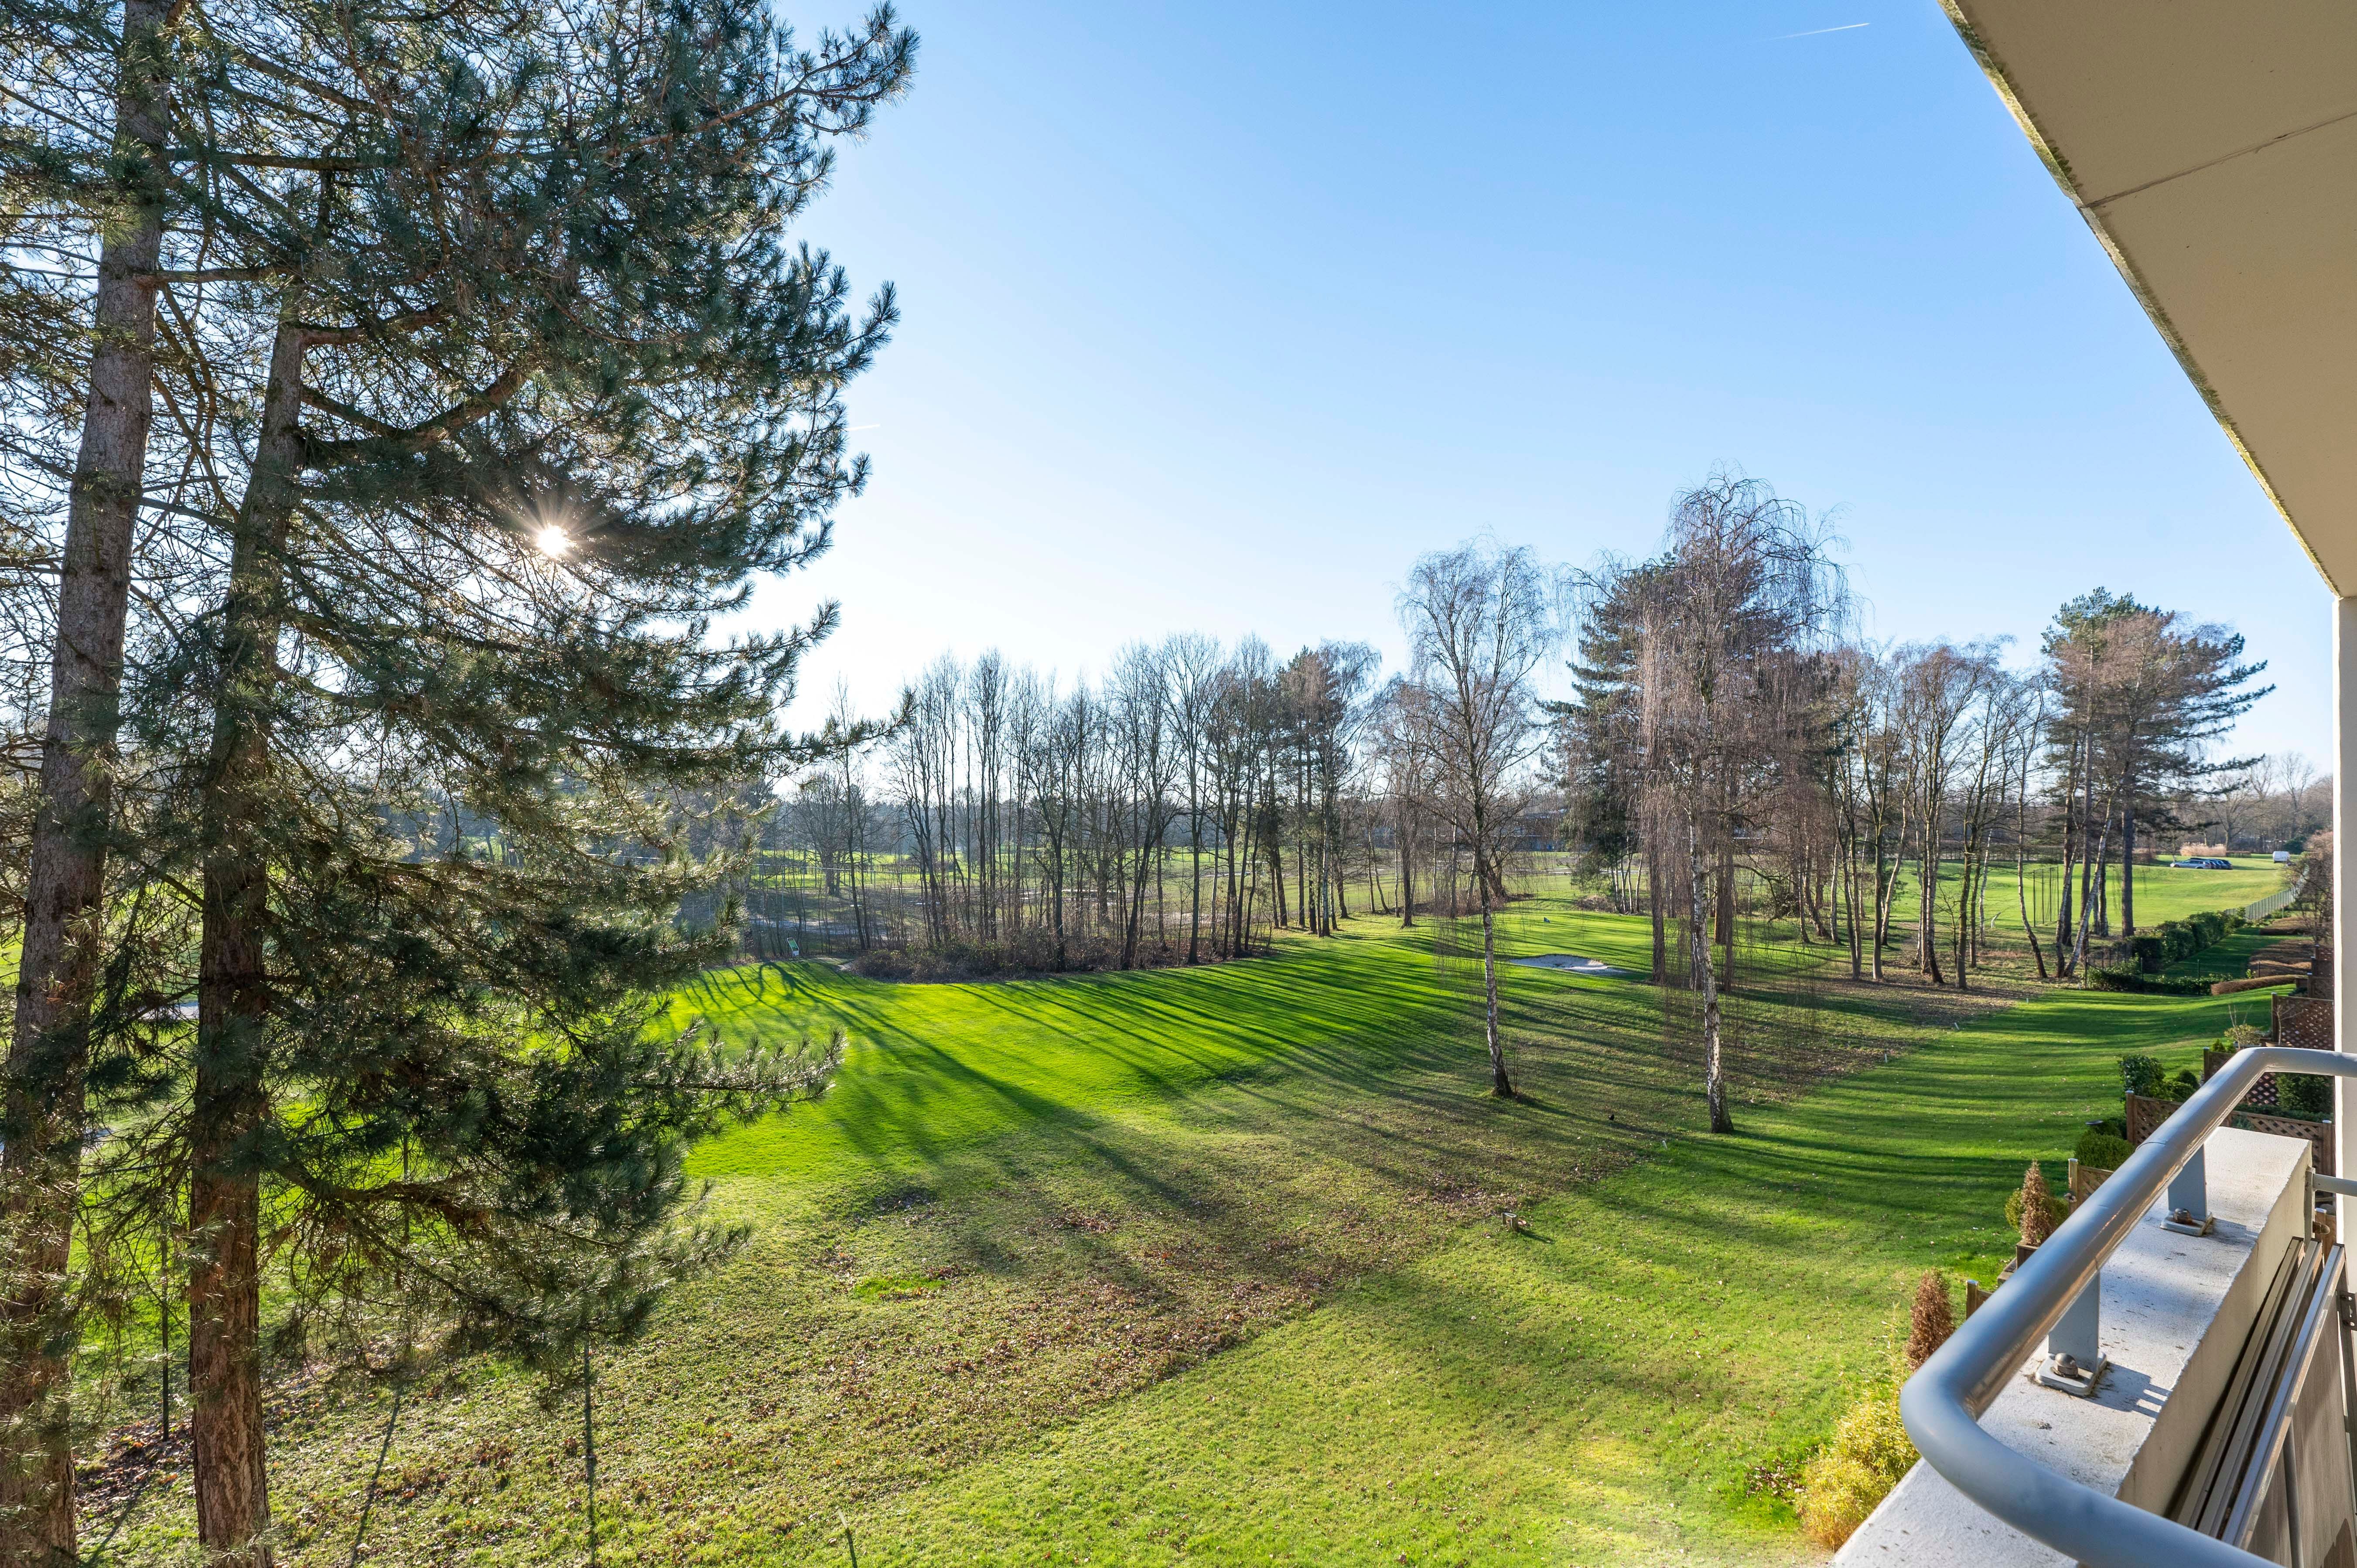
[1837,1128,2313,1565]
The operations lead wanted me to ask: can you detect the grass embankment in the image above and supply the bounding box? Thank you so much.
[96,898,2238,1566]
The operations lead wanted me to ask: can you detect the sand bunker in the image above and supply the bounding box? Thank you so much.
[1508,953,1636,978]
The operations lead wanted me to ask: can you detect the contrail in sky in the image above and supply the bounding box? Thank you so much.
[1774,21,1869,38]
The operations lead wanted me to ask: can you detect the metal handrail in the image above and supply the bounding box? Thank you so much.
[1900,1045,2352,1568]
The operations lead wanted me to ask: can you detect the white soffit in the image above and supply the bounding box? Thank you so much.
[1940,1,2357,591]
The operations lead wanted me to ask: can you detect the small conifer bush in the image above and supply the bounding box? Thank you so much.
[1906,1271,1954,1370]
[2008,1162,2061,1245]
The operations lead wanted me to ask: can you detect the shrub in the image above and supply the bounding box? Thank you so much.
[2003,1185,2063,1235]
[2092,966,2214,994]
[1799,1382,1917,1549]
[1906,1271,1954,1370]
[2115,910,2239,978]
[2281,1074,2333,1120]
[2009,1162,2062,1245]
[2222,1023,2266,1051]
[2120,1054,2166,1098]
[2074,1128,2133,1170]
[2158,920,2196,963]
[2168,1067,2202,1101]
[2087,1115,2127,1139]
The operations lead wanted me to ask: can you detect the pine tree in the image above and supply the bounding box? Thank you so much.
[2043,590,2270,944]
[20,1,914,1560]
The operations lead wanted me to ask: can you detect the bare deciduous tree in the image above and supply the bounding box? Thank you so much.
[1621,475,1843,1132]
[1397,541,1558,1099]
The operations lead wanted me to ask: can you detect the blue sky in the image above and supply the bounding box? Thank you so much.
[759,0,2328,766]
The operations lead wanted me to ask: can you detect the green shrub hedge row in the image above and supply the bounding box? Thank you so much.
[2090,966,2216,995]
[2130,908,2244,973]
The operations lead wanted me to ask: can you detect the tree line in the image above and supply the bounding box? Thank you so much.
[776,475,2276,1128]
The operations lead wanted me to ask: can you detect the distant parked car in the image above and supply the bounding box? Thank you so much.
[2170,857,2233,869]
[2275,849,2293,863]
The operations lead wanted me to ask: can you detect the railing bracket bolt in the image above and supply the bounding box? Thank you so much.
[2035,1350,2110,1398]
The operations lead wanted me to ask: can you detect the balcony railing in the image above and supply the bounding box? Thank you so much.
[1902,1045,2357,1568]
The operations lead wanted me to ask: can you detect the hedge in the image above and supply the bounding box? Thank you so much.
[2126,907,2245,975]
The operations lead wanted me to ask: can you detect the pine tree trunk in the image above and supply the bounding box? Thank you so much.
[189,321,307,1568]
[2120,787,2137,939]
[1267,833,1287,929]
[1226,813,1243,957]
[1293,807,1306,929]
[0,9,168,1553]
[2099,841,2110,934]
[2084,761,2105,939]
[1331,804,1351,923]
[2056,743,2079,975]
[2072,820,2108,981]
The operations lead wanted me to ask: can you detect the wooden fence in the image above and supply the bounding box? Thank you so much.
[2128,1090,2333,1176]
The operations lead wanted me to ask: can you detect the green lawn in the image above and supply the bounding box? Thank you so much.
[94,896,2244,1566]
[1877,856,2286,943]
[1996,856,2284,926]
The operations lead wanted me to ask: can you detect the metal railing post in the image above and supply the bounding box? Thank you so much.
[2168,1145,2213,1233]
[2047,1279,2100,1364]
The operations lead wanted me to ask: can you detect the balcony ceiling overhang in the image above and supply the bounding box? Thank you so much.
[1940,1,2357,591]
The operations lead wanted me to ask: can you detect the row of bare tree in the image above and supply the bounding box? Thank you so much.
[762,637,1384,970]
